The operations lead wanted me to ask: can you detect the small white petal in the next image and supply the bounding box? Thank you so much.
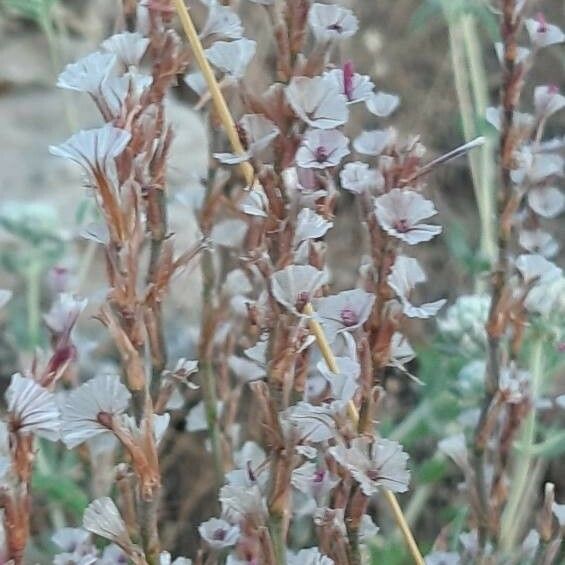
[308,3,358,43]
[101,32,150,67]
[365,91,400,117]
[205,38,256,78]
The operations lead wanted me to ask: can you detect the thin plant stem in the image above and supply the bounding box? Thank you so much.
[172,0,254,186]
[26,257,41,348]
[499,337,544,550]
[302,303,425,565]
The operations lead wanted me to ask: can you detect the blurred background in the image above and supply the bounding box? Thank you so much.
[0,0,563,561]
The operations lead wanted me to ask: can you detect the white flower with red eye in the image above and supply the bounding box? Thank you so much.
[6,373,60,441]
[365,91,400,118]
[296,129,350,169]
[286,76,349,129]
[57,51,117,96]
[525,14,565,49]
[528,186,564,218]
[340,162,384,195]
[199,518,240,550]
[44,293,87,339]
[353,128,396,156]
[49,125,131,179]
[200,4,243,40]
[271,264,328,314]
[374,189,442,244]
[61,374,131,449]
[282,402,337,443]
[534,85,565,118]
[329,437,410,496]
[205,38,256,79]
[324,64,374,105]
[388,256,446,319]
[308,3,358,43]
[215,113,280,164]
[313,289,375,343]
[101,31,150,67]
[519,229,559,258]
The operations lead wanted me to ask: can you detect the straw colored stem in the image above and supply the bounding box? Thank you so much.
[303,304,424,565]
[173,0,254,186]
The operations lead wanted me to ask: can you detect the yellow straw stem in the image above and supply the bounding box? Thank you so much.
[303,303,424,565]
[173,0,255,186]
[172,3,423,563]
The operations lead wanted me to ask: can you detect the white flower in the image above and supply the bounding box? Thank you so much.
[323,66,374,104]
[308,3,358,43]
[101,71,153,117]
[515,254,562,286]
[219,483,266,523]
[340,162,384,194]
[83,497,135,554]
[61,375,131,449]
[57,51,117,95]
[517,152,563,185]
[294,208,333,247]
[205,38,256,78]
[353,128,395,155]
[329,437,410,495]
[390,332,415,367]
[52,527,93,555]
[534,85,565,118]
[241,187,268,217]
[271,264,328,314]
[519,229,558,258]
[425,552,461,565]
[210,218,248,248]
[291,462,339,503]
[160,552,192,565]
[525,16,565,48]
[485,106,534,132]
[228,355,266,382]
[183,72,207,96]
[282,402,337,442]
[101,32,150,67]
[374,189,441,244]
[316,356,360,403]
[527,186,564,218]
[185,400,223,432]
[313,289,375,343]
[200,4,243,40]
[285,76,348,129]
[295,129,350,169]
[49,125,131,177]
[365,91,400,117]
[215,114,280,164]
[44,293,87,337]
[6,373,60,440]
[388,256,446,319]
[288,547,334,565]
[0,289,12,309]
[198,518,240,550]
[553,503,565,527]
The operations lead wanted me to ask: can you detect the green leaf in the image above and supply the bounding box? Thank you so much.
[32,471,89,518]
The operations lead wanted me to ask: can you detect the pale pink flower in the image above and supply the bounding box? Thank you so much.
[323,65,374,105]
[534,85,565,118]
[6,373,60,440]
[388,256,446,319]
[44,293,87,338]
[200,4,243,40]
[527,186,564,218]
[286,76,348,129]
[288,547,334,565]
[374,189,441,244]
[365,91,400,117]
[282,402,337,443]
[308,3,358,43]
[56,52,117,95]
[329,437,410,495]
[271,265,328,314]
[525,15,565,48]
[296,129,349,169]
[353,128,395,155]
[101,31,150,67]
[340,162,384,194]
[519,229,559,258]
[205,38,256,78]
[294,208,333,247]
[199,518,240,550]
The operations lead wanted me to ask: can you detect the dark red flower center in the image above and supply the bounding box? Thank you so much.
[315,146,329,163]
[536,12,548,33]
[394,219,410,233]
[328,22,343,32]
[343,60,355,101]
[313,469,326,483]
[213,528,227,541]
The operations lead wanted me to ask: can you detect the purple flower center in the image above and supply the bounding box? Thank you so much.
[366,468,381,481]
[536,12,548,33]
[394,219,410,233]
[296,291,310,311]
[313,469,326,483]
[547,84,559,95]
[340,306,358,327]
[342,60,355,101]
[315,146,329,163]
[327,22,343,33]
[213,528,227,541]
